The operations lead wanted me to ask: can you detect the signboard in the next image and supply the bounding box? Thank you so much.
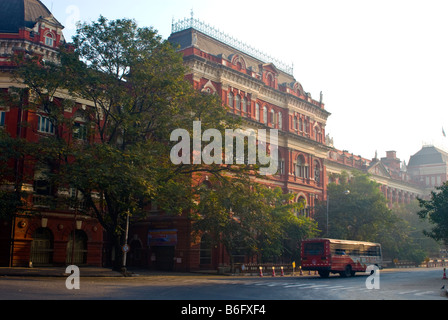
[122,244,130,253]
[148,229,178,246]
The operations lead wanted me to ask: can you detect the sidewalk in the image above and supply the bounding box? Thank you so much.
[0,266,315,278]
[0,266,124,277]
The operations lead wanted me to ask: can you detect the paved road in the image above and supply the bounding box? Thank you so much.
[0,267,446,301]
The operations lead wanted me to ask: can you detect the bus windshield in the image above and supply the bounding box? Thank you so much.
[303,242,324,256]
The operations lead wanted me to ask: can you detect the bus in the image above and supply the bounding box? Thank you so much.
[301,238,382,278]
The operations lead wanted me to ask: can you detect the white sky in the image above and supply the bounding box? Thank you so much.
[41,0,448,164]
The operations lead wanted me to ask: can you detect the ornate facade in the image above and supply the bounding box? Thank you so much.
[0,4,443,271]
[169,17,331,214]
[0,0,103,267]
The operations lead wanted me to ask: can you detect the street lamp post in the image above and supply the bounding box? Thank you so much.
[122,210,130,274]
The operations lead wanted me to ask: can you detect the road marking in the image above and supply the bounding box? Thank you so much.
[326,285,346,290]
[398,290,419,295]
[308,285,331,289]
[284,283,316,288]
[332,286,356,290]
[414,291,434,296]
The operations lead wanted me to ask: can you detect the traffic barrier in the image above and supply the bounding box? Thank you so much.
[259,266,263,277]
[281,266,284,277]
[237,263,297,276]
[272,266,276,277]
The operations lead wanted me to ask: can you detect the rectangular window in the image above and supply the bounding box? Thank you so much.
[73,123,87,140]
[38,115,55,134]
[278,159,285,175]
[45,36,54,47]
[304,242,324,256]
[0,111,5,127]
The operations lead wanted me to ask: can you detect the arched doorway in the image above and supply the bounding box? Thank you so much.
[30,228,54,266]
[66,230,88,265]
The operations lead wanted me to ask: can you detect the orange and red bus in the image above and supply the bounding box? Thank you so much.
[301,238,382,278]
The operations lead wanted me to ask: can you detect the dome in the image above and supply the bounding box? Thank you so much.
[0,0,58,33]
[408,145,448,167]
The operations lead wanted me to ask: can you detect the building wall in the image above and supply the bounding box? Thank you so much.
[169,26,331,219]
[0,8,103,267]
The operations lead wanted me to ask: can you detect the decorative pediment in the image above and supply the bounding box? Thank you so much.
[262,63,279,75]
[229,54,247,70]
[367,161,391,178]
[201,80,217,94]
[37,15,64,29]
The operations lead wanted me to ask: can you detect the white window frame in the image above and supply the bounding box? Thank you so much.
[37,115,55,134]
[45,33,54,47]
[73,122,87,141]
[0,111,5,127]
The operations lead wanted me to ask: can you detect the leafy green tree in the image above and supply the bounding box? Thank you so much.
[4,16,241,270]
[0,130,25,218]
[418,182,448,245]
[391,201,440,264]
[193,175,318,270]
[315,171,396,242]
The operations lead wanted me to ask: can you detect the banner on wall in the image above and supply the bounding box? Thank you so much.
[148,229,178,246]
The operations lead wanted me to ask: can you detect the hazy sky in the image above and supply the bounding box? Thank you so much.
[41,0,448,164]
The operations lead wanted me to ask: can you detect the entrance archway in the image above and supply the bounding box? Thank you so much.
[30,228,54,266]
[66,230,88,265]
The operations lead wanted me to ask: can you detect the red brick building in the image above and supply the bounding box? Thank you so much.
[131,17,331,271]
[0,0,103,267]
[325,148,425,207]
[0,4,437,272]
[169,17,331,212]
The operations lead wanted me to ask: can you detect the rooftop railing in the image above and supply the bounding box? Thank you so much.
[171,16,294,75]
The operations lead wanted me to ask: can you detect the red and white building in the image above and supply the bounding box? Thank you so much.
[168,17,331,214]
[0,3,441,271]
[0,0,103,268]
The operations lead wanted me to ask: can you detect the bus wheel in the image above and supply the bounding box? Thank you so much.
[319,270,330,278]
[340,265,352,278]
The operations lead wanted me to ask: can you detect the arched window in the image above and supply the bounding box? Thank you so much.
[293,116,297,131]
[66,230,88,265]
[235,95,241,111]
[242,97,248,114]
[44,32,54,47]
[255,104,260,121]
[299,117,303,132]
[31,228,54,266]
[267,73,274,88]
[270,109,275,127]
[296,196,307,216]
[278,112,282,130]
[314,160,321,185]
[228,92,234,108]
[295,155,308,178]
[73,112,88,141]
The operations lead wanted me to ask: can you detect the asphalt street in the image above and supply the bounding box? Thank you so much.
[0,267,446,301]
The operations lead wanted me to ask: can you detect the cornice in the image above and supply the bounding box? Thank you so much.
[184,54,331,119]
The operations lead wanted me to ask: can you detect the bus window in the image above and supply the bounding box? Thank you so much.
[304,242,324,255]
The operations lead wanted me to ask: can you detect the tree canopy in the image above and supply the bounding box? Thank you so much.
[315,171,396,241]
[418,182,448,245]
[193,175,318,268]
[1,16,243,270]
